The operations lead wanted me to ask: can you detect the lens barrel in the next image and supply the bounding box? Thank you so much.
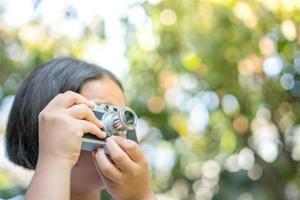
[118,107,137,130]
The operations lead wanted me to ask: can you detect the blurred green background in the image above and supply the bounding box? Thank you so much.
[1,0,300,199]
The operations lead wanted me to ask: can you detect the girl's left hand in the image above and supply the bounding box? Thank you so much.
[93,136,156,200]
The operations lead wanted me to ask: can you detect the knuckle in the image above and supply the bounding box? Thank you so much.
[127,164,139,177]
[39,112,66,124]
[38,111,51,121]
[64,90,75,96]
[112,154,125,162]
[64,91,76,100]
[126,141,137,151]
[56,93,64,99]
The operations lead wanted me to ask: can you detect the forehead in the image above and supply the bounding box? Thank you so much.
[79,77,126,107]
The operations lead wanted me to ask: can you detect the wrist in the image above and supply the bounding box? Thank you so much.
[26,154,72,200]
[36,154,73,172]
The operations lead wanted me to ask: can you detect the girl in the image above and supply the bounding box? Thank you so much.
[5,57,156,200]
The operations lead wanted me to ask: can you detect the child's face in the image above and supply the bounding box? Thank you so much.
[70,76,125,192]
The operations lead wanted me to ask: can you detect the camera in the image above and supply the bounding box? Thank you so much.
[81,103,138,151]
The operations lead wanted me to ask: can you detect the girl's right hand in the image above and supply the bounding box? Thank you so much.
[37,91,106,169]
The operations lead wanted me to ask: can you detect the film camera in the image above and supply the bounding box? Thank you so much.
[81,103,138,151]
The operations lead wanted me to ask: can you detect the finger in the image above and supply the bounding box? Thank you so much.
[111,136,144,164]
[106,138,136,172]
[94,148,122,182]
[92,151,105,182]
[77,120,106,138]
[67,104,103,128]
[92,151,115,186]
[49,91,96,109]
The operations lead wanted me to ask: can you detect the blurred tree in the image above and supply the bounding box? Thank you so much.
[124,0,300,199]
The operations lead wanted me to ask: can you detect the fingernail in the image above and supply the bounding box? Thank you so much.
[101,131,106,138]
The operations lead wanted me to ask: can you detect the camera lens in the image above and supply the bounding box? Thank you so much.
[124,110,135,125]
[118,107,137,130]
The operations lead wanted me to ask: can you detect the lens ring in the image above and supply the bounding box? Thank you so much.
[124,110,135,125]
[119,107,137,130]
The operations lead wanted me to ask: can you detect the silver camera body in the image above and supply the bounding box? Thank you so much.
[81,103,138,151]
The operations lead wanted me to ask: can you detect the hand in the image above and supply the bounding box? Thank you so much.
[93,136,156,200]
[38,91,106,169]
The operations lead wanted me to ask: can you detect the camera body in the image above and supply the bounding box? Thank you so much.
[81,103,138,151]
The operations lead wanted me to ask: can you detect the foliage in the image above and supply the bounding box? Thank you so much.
[1,0,300,199]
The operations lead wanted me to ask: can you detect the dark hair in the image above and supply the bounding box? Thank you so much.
[5,57,123,169]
